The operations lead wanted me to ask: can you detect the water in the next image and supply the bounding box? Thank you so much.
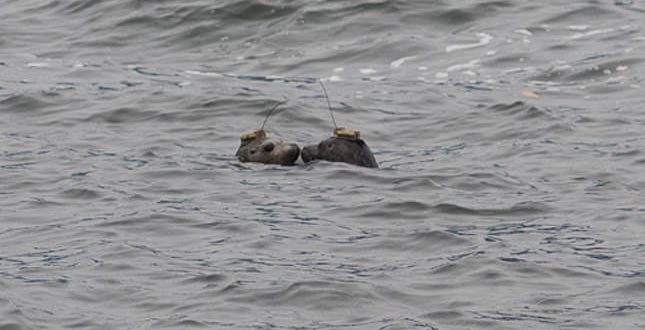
[2,1,645,329]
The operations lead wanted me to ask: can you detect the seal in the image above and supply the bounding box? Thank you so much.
[236,130,300,165]
[301,128,378,168]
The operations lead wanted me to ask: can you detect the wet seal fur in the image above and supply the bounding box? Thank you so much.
[236,130,300,165]
[301,128,378,168]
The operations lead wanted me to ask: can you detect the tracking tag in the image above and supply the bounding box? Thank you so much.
[240,130,266,142]
[334,127,360,138]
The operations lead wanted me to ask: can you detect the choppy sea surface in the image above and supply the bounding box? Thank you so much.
[2,1,645,329]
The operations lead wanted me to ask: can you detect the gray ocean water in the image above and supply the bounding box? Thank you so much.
[2,1,645,329]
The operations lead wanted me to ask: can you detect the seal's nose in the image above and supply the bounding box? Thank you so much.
[284,143,301,164]
[301,145,317,163]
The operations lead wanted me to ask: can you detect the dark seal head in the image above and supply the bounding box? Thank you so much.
[236,130,300,165]
[301,128,378,168]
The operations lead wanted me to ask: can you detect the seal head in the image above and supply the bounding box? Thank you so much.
[302,135,378,168]
[236,130,300,165]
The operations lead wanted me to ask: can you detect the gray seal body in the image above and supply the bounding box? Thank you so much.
[301,136,378,168]
[236,131,300,165]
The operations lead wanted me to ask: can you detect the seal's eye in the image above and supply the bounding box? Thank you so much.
[263,142,275,152]
[250,149,257,155]
[327,143,334,149]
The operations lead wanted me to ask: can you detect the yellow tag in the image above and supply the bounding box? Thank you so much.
[334,127,360,138]
[522,90,539,98]
[240,130,266,141]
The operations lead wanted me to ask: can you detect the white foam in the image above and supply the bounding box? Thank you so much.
[569,29,614,40]
[446,33,493,53]
[504,67,536,74]
[553,64,572,71]
[26,62,49,68]
[323,75,343,82]
[360,68,377,75]
[333,67,344,73]
[514,29,532,36]
[446,59,480,72]
[606,76,625,84]
[530,80,561,87]
[567,25,590,31]
[184,70,223,77]
[390,56,416,68]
